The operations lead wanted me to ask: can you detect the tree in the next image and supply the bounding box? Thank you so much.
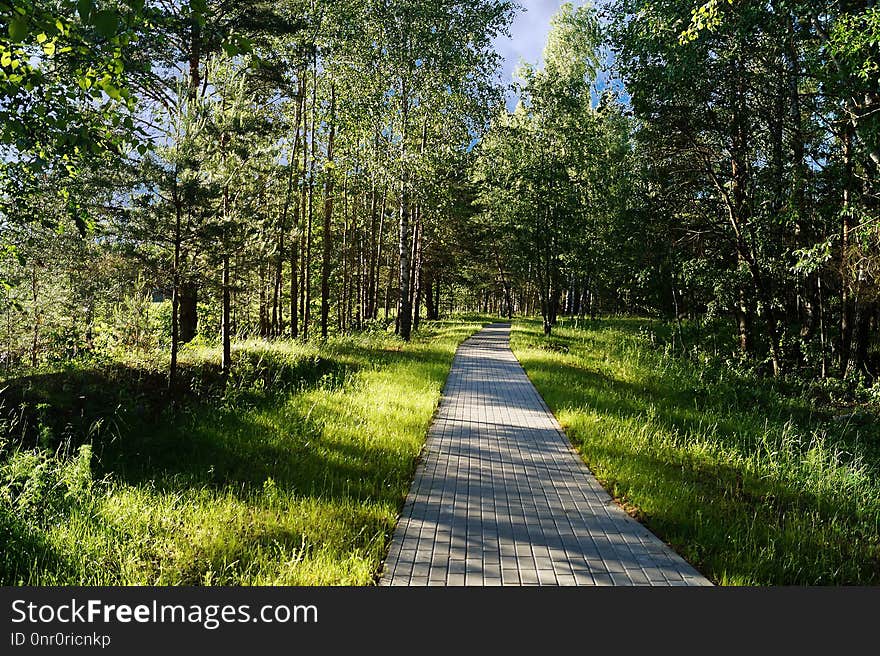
[477,2,605,335]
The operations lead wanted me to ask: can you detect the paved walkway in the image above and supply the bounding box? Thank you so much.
[380,323,710,586]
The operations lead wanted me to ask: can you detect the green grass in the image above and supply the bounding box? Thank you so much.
[510,317,880,585]
[0,318,489,585]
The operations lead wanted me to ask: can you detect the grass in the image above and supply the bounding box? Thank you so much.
[0,317,489,585]
[510,317,880,585]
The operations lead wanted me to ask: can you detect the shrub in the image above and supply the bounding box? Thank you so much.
[0,441,96,525]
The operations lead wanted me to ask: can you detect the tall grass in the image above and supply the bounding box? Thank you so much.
[0,319,487,585]
[510,317,880,585]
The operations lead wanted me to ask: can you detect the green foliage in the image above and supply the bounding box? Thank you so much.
[512,317,880,584]
[679,0,734,43]
[603,0,880,377]
[475,2,627,333]
[0,441,96,524]
[1,0,146,209]
[542,2,600,84]
[0,318,484,585]
[829,8,880,82]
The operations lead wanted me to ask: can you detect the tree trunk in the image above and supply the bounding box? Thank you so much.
[397,190,412,339]
[179,282,198,343]
[385,247,395,322]
[30,263,39,368]
[397,82,413,341]
[727,51,782,375]
[846,302,873,377]
[840,124,854,372]
[373,187,387,319]
[366,181,378,321]
[290,241,299,339]
[259,260,269,338]
[412,214,423,332]
[320,83,336,339]
[179,8,201,346]
[495,254,513,320]
[425,275,436,321]
[735,294,752,357]
[818,274,828,378]
[436,277,441,319]
[536,265,552,336]
[221,254,231,377]
[298,78,309,340]
[272,204,284,338]
[169,195,183,388]
[303,55,318,340]
[288,75,305,340]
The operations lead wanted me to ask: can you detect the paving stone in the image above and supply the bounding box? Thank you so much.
[380,324,709,587]
[520,570,539,585]
[501,569,520,584]
[537,570,558,585]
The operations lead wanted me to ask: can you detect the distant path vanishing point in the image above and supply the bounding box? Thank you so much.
[380,323,710,586]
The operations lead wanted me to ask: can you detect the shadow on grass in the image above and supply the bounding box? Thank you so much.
[2,321,471,494]
[0,319,484,585]
[513,318,880,585]
[0,349,347,450]
[0,509,75,585]
[103,404,419,505]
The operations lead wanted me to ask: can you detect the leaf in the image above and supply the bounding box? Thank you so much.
[1,52,11,67]
[9,17,28,43]
[93,10,119,38]
[77,0,94,22]
[73,210,89,237]
[98,75,123,100]
[43,41,56,56]
[236,36,254,53]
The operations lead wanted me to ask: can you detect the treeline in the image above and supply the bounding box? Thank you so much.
[477,0,879,380]
[475,4,630,334]
[1,0,513,381]
[4,0,878,384]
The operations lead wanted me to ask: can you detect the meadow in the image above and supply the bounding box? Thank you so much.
[511,318,880,585]
[0,319,486,585]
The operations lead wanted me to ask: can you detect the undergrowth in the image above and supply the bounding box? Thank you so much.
[0,318,488,585]
[511,316,880,585]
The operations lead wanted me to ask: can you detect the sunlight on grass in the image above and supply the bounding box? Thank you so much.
[510,317,880,585]
[0,319,488,585]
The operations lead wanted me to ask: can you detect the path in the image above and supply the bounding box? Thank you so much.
[380,323,710,586]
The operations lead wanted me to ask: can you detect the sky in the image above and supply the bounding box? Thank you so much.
[493,1,621,110]
[494,1,567,90]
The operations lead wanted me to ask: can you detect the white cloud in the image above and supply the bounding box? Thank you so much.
[495,0,568,87]
[493,2,622,110]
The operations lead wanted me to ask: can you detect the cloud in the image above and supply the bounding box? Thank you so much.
[493,2,624,110]
[495,0,567,87]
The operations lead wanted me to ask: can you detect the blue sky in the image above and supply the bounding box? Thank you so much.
[494,1,622,109]
[495,0,568,88]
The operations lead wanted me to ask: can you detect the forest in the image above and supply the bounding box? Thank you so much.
[1,0,878,585]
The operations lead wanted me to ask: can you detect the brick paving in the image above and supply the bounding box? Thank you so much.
[380,323,710,586]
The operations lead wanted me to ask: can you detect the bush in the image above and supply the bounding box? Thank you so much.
[0,441,96,525]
